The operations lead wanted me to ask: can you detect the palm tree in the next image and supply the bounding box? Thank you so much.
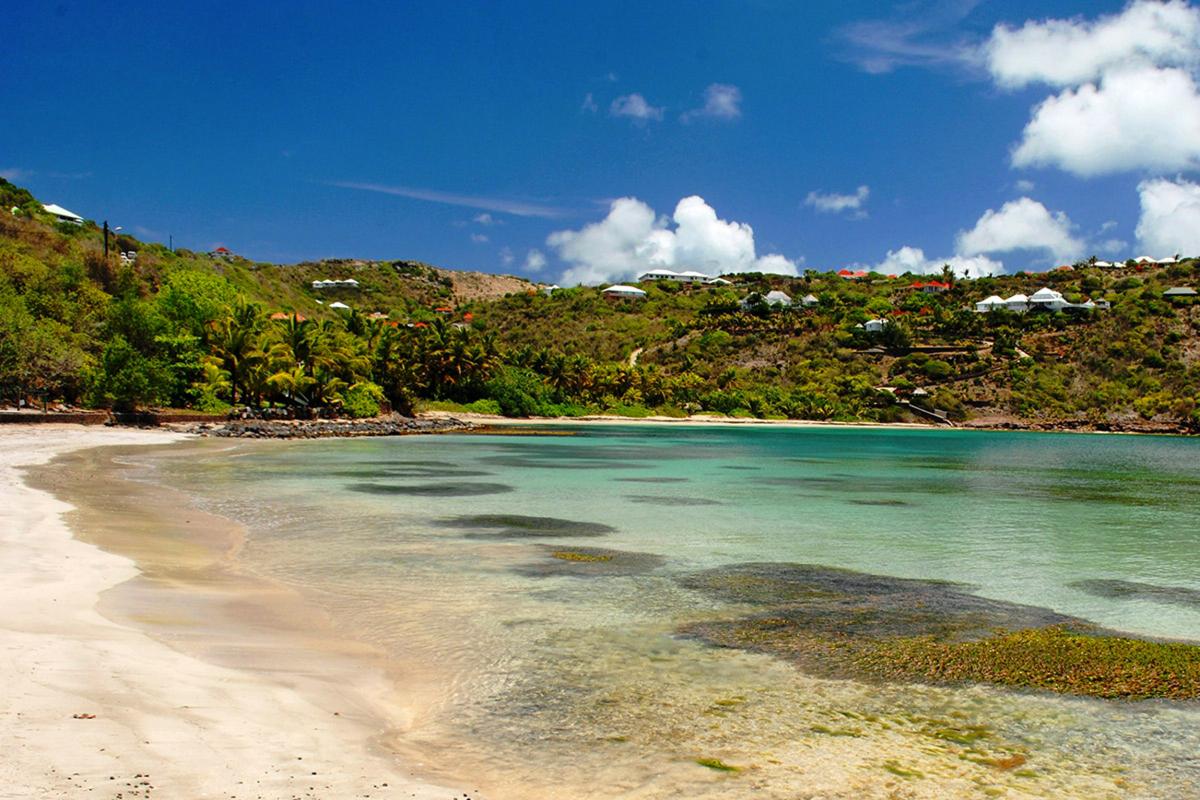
[208,300,264,406]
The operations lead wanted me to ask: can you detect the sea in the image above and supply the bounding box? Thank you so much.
[128,424,1200,799]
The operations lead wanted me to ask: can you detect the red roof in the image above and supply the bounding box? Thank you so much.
[462,312,474,321]
[838,269,868,278]
[434,306,453,313]
[1055,265,1074,271]
[214,246,231,254]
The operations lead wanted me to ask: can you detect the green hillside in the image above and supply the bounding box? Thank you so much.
[2,178,1197,431]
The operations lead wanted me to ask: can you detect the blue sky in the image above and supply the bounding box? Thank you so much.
[6,1,1200,282]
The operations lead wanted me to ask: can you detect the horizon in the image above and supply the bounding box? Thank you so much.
[6,1,1200,284]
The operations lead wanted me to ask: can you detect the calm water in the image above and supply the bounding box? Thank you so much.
[144,425,1200,799]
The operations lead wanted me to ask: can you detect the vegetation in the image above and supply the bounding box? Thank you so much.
[2,178,1198,430]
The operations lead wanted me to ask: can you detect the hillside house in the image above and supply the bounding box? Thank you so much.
[603,284,647,299]
[801,293,819,307]
[42,203,83,225]
[1164,287,1197,298]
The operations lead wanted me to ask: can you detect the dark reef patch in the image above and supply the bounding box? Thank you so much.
[434,514,616,538]
[347,482,514,497]
[849,498,913,507]
[625,494,723,507]
[1071,579,1200,610]
[613,477,690,484]
[333,467,494,479]
[678,563,1200,700]
[514,544,666,578]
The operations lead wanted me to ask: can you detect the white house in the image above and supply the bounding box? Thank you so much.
[974,295,1007,313]
[764,290,792,307]
[1028,287,1069,311]
[329,301,351,310]
[801,293,819,307]
[675,270,711,284]
[1157,256,1179,265]
[603,284,647,299]
[863,318,888,333]
[638,269,678,282]
[1004,293,1029,312]
[540,284,560,295]
[42,203,83,225]
[1164,286,1198,298]
[707,277,732,286]
[1133,256,1157,265]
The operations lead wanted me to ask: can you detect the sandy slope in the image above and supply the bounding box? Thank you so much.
[0,425,459,800]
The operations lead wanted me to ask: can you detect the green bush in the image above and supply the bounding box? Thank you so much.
[340,381,384,418]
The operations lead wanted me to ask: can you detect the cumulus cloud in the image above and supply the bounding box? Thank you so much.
[1015,179,1036,192]
[473,213,498,225]
[956,197,1084,261]
[805,185,870,217]
[1136,176,1200,256]
[500,247,515,267]
[681,83,743,122]
[581,93,598,114]
[1011,65,1200,176]
[981,2,1200,176]
[548,195,797,285]
[610,93,664,122]
[876,246,1005,279]
[470,233,489,244]
[985,0,1200,89]
[524,249,547,272]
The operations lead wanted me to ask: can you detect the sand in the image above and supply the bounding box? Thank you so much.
[0,425,461,800]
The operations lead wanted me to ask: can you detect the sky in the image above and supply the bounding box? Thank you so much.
[6,0,1200,283]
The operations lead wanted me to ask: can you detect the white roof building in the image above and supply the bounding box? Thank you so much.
[675,270,710,283]
[764,290,792,307]
[1134,256,1157,264]
[707,277,732,285]
[975,295,1007,313]
[328,301,351,310]
[42,203,84,225]
[540,284,560,295]
[1004,293,1029,312]
[602,284,647,298]
[863,318,888,333]
[1164,286,1198,297]
[1028,287,1069,311]
[801,293,819,306]
[638,269,678,281]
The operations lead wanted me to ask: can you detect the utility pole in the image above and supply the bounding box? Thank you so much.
[103,220,109,259]
[169,234,173,253]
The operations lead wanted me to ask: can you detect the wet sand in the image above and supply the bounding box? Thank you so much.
[0,425,462,799]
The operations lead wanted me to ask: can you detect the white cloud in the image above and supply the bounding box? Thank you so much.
[330,181,568,218]
[836,0,984,75]
[985,0,1200,89]
[524,249,547,272]
[470,233,489,244]
[473,213,498,225]
[1136,176,1200,256]
[805,185,870,217]
[978,3,1200,177]
[1011,64,1200,176]
[610,93,664,122]
[0,167,33,182]
[876,246,1005,279]
[1015,179,1036,192]
[956,197,1084,261]
[581,93,598,114]
[500,247,515,267]
[548,195,797,285]
[681,83,743,122]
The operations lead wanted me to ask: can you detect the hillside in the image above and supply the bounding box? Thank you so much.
[2,178,1197,432]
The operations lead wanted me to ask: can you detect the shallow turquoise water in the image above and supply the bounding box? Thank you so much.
[147,425,1200,799]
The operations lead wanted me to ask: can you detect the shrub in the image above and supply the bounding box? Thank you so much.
[340,381,384,418]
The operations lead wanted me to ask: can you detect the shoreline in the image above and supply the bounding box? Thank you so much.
[0,425,461,799]
[419,410,1191,436]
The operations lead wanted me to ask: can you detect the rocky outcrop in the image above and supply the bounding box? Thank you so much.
[184,416,473,439]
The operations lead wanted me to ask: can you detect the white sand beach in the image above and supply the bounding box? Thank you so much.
[0,425,458,800]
